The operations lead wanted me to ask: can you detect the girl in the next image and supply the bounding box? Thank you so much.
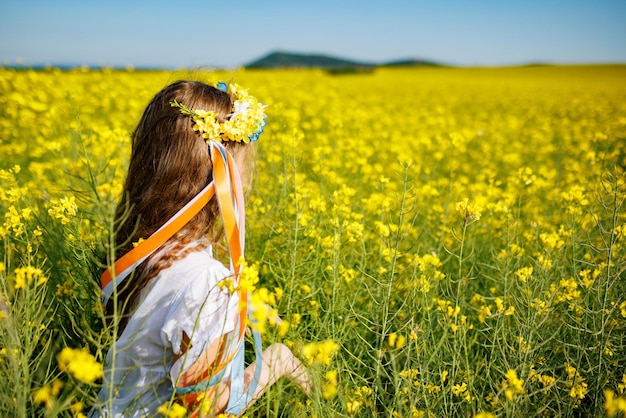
[90,80,311,417]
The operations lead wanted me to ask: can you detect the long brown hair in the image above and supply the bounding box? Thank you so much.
[106,80,254,330]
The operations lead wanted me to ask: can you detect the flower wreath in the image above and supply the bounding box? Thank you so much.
[171,81,266,143]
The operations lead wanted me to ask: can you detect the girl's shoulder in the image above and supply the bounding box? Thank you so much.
[142,243,232,302]
[168,245,228,276]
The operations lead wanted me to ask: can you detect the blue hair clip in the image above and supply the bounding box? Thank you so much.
[216,82,228,92]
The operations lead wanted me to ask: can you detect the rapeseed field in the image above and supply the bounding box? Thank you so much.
[1,65,625,417]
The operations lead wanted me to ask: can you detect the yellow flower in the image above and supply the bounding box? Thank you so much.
[455,198,482,223]
[339,265,357,283]
[157,402,187,418]
[248,286,279,334]
[51,379,64,395]
[388,332,406,349]
[33,386,53,408]
[569,381,588,400]
[447,305,461,318]
[515,266,533,282]
[518,167,536,185]
[578,268,601,288]
[618,373,626,394]
[302,340,339,365]
[57,347,103,384]
[564,363,587,400]
[503,369,524,400]
[32,379,65,408]
[322,369,338,399]
[561,185,589,214]
[425,383,441,394]
[494,298,504,313]
[441,370,449,383]
[470,294,485,305]
[70,401,85,417]
[291,313,302,327]
[452,382,467,396]
[605,389,626,416]
[536,374,556,388]
[277,320,290,337]
[357,385,373,396]
[13,265,47,289]
[536,254,553,270]
[346,400,362,414]
[48,196,78,225]
[478,304,492,323]
[540,232,565,249]
[565,363,578,379]
[411,408,426,418]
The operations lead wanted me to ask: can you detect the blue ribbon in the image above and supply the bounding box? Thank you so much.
[173,298,264,416]
[225,324,263,414]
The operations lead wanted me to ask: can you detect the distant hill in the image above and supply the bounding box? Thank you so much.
[245,51,375,69]
[245,51,442,69]
[383,58,443,67]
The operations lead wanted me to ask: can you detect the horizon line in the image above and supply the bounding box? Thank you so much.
[3,61,626,71]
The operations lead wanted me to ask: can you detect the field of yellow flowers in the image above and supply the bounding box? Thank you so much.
[1,65,626,417]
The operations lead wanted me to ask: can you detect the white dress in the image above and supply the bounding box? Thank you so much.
[89,243,238,417]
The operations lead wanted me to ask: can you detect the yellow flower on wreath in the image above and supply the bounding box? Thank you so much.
[171,82,266,144]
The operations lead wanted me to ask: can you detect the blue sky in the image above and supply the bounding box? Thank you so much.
[1,0,625,68]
